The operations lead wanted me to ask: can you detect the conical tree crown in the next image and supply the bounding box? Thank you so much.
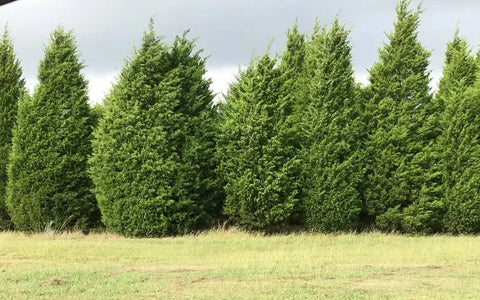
[90,25,219,236]
[363,0,432,231]
[438,31,477,191]
[0,28,25,230]
[437,30,477,101]
[217,53,301,231]
[301,19,362,231]
[280,22,307,113]
[91,27,174,236]
[303,20,325,82]
[6,27,99,231]
[431,32,480,233]
[369,0,431,106]
[307,20,355,117]
[169,33,222,220]
[401,31,477,234]
[280,22,306,77]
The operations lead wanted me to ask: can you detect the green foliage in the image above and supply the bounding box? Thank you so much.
[279,22,306,80]
[300,20,363,231]
[0,29,25,230]
[6,28,99,231]
[442,82,480,233]
[278,23,308,222]
[217,53,301,231]
[403,30,477,233]
[363,0,432,230]
[437,30,477,101]
[90,26,219,237]
[90,103,105,129]
[5,3,480,235]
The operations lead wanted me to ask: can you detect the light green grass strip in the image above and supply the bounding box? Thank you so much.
[1,230,480,299]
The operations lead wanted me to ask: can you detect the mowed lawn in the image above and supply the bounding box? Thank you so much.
[1,230,480,299]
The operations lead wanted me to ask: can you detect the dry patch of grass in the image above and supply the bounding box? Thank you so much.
[1,230,480,299]
[110,265,204,275]
[42,277,67,286]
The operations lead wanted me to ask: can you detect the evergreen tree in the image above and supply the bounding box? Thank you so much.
[437,31,477,101]
[167,32,222,222]
[442,82,480,233]
[403,30,477,233]
[279,22,306,81]
[363,0,432,231]
[217,53,301,231]
[90,25,219,236]
[433,32,480,233]
[6,27,99,231]
[278,23,307,221]
[0,29,25,230]
[301,19,363,231]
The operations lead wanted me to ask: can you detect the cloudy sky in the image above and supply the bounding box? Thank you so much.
[1,0,479,104]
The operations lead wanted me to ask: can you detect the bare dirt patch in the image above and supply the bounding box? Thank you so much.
[110,265,204,275]
[42,277,67,286]
[424,264,442,269]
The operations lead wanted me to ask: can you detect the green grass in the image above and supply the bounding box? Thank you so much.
[1,230,480,299]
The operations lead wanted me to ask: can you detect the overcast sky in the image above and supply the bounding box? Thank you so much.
[1,0,479,104]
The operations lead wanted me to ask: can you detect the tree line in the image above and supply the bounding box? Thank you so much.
[1,0,480,236]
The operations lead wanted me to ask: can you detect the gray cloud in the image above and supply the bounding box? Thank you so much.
[1,0,479,103]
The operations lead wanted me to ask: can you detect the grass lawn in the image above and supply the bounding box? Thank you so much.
[1,230,480,299]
